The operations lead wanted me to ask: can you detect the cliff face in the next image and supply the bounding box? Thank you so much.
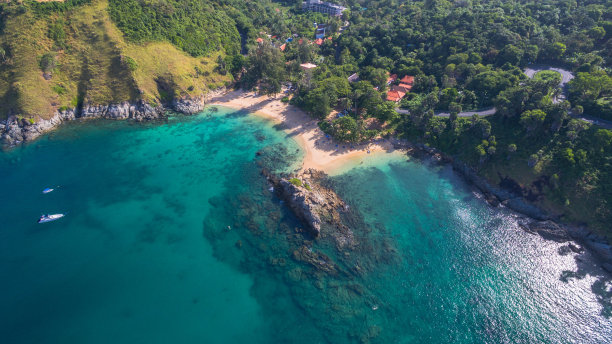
[0,90,227,146]
[0,0,233,139]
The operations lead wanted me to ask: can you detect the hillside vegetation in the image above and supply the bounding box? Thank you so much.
[1,0,611,237]
[231,0,612,236]
[0,0,233,121]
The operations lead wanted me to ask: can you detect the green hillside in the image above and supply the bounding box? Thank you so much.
[0,0,235,121]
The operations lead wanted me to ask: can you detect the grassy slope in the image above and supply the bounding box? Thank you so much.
[0,0,232,121]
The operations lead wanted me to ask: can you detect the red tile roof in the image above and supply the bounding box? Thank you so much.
[386,90,406,102]
[256,38,264,43]
[398,83,413,91]
[400,75,414,85]
[280,44,286,51]
[387,74,398,85]
[315,38,323,45]
[390,85,407,93]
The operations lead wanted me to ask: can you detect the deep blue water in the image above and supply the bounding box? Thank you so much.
[0,107,610,343]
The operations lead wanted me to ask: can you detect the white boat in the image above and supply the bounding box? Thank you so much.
[38,214,65,223]
[42,188,54,194]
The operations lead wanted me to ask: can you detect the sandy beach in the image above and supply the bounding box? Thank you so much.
[210,89,404,174]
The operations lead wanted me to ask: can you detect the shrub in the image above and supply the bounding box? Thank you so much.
[123,56,138,71]
[281,96,289,103]
[289,178,303,187]
[52,84,67,95]
[40,52,56,73]
[48,20,66,49]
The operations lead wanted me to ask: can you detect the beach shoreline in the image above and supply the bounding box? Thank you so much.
[209,89,404,175]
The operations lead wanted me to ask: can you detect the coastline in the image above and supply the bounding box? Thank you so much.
[209,89,403,175]
[0,89,227,147]
[209,90,612,272]
[2,87,612,272]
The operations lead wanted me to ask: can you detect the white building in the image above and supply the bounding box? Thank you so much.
[302,0,346,16]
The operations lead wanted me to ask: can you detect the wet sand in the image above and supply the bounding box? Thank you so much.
[210,89,402,175]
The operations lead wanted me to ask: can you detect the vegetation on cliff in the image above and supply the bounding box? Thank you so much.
[0,0,234,120]
[1,0,612,237]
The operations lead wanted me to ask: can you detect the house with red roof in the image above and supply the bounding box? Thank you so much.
[387,74,398,85]
[400,75,414,84]
[315,38,324,45]
[280,44,286,51]
[386,75,415,102]
[256,37,264,44]
[395,83,412,92]
[386,90,406,102]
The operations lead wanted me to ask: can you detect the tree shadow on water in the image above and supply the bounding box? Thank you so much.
[559,249,612,318]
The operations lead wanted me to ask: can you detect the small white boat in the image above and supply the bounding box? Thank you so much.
[38,214,65,223]
[42,188,54,194]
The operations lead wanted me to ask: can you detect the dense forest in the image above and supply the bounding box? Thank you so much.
[0,0,611,235]
[220,0,612,236]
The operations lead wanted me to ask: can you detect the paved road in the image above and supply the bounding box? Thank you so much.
[570,113,612,129]
[524,65,574,103]
[524,65,574,86]
[396,107,496,117]
[396,66,612,129]
[434,107,496,118]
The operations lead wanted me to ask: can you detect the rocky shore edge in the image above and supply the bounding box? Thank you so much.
[0,88,226,146]
[261,168,356,250]
[3,87,611,275]
[263,137,612,274]
[400,141,612,274]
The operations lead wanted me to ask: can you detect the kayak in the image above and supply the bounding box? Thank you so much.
[38,214,65,223]
[42,188,54,194]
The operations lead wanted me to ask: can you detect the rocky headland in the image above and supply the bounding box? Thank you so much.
[0,88,226,147]
[402,141,612,274]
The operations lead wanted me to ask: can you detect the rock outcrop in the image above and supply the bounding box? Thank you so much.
[262,168,356,249]
[1,89,227,147]
[520,220,571,242]
[409,144,612,273]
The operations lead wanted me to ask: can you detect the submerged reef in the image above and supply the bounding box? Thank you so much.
[202,145,400,343]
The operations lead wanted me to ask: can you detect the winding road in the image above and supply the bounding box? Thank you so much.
[396,65,612,129]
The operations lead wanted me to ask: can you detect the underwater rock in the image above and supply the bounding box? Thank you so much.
[292,245,338,275]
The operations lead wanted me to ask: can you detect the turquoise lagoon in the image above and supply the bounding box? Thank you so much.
[0,107,610,343]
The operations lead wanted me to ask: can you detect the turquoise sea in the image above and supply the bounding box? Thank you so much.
[0,106,610,343]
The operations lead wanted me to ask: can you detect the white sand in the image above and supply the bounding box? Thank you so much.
[210,89,404,175]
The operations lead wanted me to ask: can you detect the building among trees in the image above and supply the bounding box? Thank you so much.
[302,0,346,16]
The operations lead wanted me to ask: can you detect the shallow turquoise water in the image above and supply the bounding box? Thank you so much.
[0,107,610,343]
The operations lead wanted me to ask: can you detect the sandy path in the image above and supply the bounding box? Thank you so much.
[209,90,402,174]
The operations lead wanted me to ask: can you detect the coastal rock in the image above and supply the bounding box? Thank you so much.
[526,220,570,242]
[172,96,207,114]
[263,168,356,249]
[451,159,516,202]
[80,100,162,121]
[588,242,612,262]
[171,88,227,114]
[1,89,227,147]
[1,101,160,146]
[568,242,584,253]
[501,198,549,221]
